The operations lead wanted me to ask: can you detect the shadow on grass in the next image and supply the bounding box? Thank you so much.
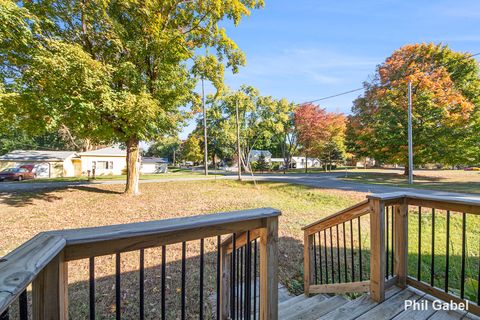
[0,185,123,207]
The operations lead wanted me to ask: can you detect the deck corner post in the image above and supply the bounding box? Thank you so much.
[369,199,386,302]
[303,232,315,296]
[32,251,68,320]
[219,245,231,320]
[260,216,279,320]
[394,202,408,288]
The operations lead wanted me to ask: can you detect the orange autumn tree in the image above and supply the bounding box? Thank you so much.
[294,103,346,172]
[347,43,480,172]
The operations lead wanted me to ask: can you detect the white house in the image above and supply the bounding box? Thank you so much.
[248,150,272,163]
[0,150,78,178]
[290,156,321,169]
[141,157,169,174]
[77,146,127,176]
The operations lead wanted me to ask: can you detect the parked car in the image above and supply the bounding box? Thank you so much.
[0,167,35,181]
[464,166,480,171]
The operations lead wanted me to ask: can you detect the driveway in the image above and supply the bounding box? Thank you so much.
[0,172,477,199]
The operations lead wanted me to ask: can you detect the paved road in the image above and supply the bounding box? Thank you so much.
[0,172,478,199]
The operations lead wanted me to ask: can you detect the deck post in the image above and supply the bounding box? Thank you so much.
[394,202,408,288]
[219,245,231,320]
[369,199,386,302]
[303,233,315,296]
[259,216,279,320]
[32,251,68,320]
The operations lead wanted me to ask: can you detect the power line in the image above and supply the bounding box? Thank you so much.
[298,51,480,105]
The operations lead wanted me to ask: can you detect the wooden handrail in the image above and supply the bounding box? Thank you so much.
[0,234,65,314]
[0,208,281,319]
[302,199,371,236]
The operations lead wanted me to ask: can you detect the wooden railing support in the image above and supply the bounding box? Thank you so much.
[369,198,385,302]
[303,233,315,296]
[32,251,68,320]
[259,217,279,320]
[219,245,231,320]
[394,203,408,288]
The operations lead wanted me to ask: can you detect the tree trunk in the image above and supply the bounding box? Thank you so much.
[403,165,409,176]
[125,137,140,195]
[305,154,308,173]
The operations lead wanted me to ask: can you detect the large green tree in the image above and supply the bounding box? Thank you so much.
[0,0,263,194]
[347,44,480,171]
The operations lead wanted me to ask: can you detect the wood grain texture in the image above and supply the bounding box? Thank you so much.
[259,217,279,320]
[407,277,480,316]
[309,281,370,294]
[369,198,386,302]
[303,233,315,296]
[0,233,65,315]
[32,252,68,320]
[303,200,370,236]
[221,228,261,253]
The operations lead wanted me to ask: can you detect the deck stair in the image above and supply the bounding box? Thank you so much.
[274,286,477,320]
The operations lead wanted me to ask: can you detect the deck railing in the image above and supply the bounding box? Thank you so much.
[0,208,280,320]
[303,192,480,316]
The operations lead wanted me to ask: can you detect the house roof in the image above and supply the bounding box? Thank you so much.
[0,150,77,162]
[142,157,168,164]
[79,146,126,157]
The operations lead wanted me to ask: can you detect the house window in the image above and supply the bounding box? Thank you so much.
[96,161,114,170]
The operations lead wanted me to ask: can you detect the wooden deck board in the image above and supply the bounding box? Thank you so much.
[355,288,421,320]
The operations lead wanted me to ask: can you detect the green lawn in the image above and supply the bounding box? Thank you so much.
[1,179,478,318]
[342,169,480,194]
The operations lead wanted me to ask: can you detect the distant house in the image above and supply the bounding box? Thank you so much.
[78,146,127,176]
[248,150,272,163]
[0,150,78,178]
[141,157,169,174]
[290,157,321,169]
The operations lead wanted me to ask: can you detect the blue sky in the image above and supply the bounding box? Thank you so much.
[180,0,480,139]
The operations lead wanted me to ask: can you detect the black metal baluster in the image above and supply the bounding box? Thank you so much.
[445,211,450,293]
[161,246,166,320]
[240,247,243,320]
[418,207,422,281]
[358,217,363,281]
[89,257,95,320]
[231,234,236,320]
[329,227,335,283]
[181,242,186,320]
[0,308,8,320]
[431,208,435,287]
[386,206,389,277]
[336,225,341,283]
[313,233,318,284]
[116,253,121,320]
[253,239,257,320]
[217,236,221,320]
[324,230,329,284]
[245,232,251,320]
[140,249,145,320]
[460,213,466,299]
[343,223,348,282]
[19,289,27,320]
[236,248,240,320]
[318,232,323,284]
[391,207,394,277]
[350,220,355,282]
[199,239,204,320]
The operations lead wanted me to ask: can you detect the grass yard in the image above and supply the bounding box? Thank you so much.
[1,179,479,318]
[1,180,364,319]
[342,169,480,194]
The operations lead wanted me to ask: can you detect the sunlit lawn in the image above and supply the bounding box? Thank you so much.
[0,180,364,319]
[342,169,480,194]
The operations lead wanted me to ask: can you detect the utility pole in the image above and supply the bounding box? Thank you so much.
[202,78,208,176]
[408,81,414,184]
[235,100,242,181]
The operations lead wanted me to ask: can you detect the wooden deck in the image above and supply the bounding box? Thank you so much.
[277,286,478,320]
